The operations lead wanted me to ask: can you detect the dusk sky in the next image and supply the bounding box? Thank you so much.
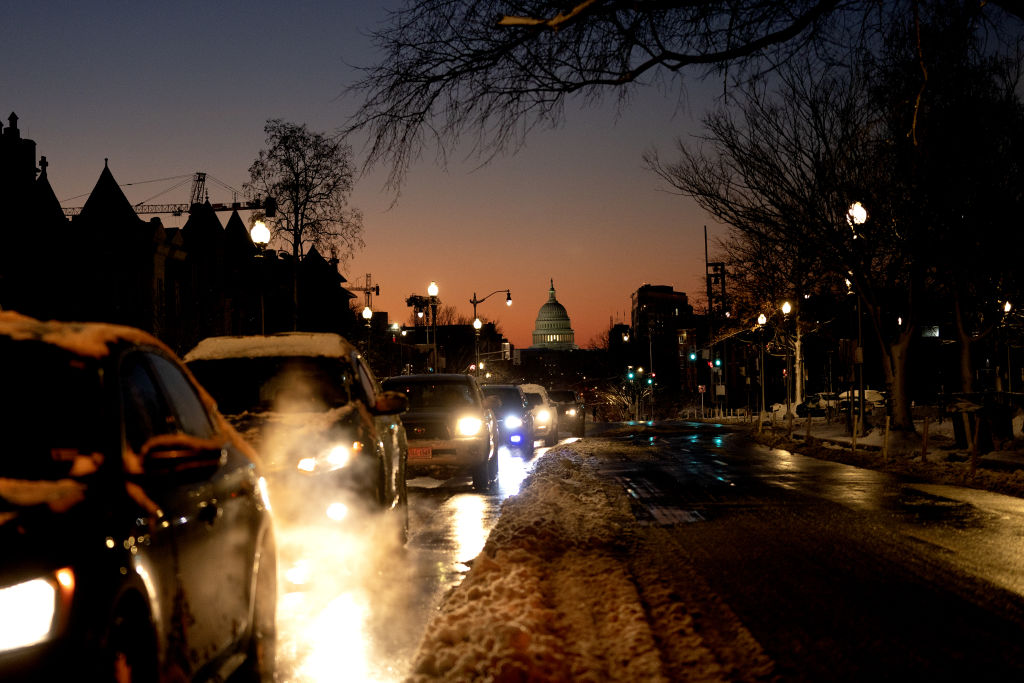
[3,2,725,349]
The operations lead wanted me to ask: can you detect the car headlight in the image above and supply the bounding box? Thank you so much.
[297,442,361,473]
[457,416,484,436]
[535,409,551,425]
[503,415,523,429]
[0,569,72,652]
[565,408,577,417]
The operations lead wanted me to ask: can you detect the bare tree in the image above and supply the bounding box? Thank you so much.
[245,119,365,267]
[345,0,1022,189]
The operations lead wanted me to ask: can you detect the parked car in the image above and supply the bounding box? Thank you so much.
[549,389,585,437]
[381,374,499,491]
[837,389,888,413]
[519,383,560,446]
[0,311,275,682]
[796,392,839,417]
[481,383,535,454]
[184,333,409,536]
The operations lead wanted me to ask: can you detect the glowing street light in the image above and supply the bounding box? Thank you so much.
[250,220,270,247]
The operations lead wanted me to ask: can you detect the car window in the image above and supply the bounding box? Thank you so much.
[188,356,353,414]
[383,380,476,410]
[148,354,214,439]
[121,354,178,454]
[353,353,379,405]
[523,393,543,408]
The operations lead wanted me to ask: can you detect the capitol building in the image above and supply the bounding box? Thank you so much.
[531,279,576,349]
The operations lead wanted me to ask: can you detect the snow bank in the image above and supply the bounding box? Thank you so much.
[407,443,670,682]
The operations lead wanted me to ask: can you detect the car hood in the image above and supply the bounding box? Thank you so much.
[225,404,362,470]
[400,407,480,421]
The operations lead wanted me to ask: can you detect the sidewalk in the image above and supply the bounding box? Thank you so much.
[739,412,1024,499]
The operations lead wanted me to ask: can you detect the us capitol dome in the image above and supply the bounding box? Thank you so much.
[531,279,576,349]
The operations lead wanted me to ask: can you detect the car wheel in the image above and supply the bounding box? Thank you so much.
[237,537,277,682]
[472,458,493,492]
[102,603,158,683]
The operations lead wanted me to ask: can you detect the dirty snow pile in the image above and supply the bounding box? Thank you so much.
[405,440,755,682]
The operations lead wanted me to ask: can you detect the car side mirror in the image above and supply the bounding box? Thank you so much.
[141,434,226,481]
[484,395,501,410]
[374,390,409,415]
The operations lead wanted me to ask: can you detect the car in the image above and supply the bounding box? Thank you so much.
[481,383,535,454]
[519,383,560,446]
[795,392,839,417]
[381,374,499,491]
[837,389,887,414]
[549,389,585,437]
[184,333,410,537]
[0,311,276,682]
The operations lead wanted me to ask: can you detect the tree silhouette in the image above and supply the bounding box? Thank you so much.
[346,0,1023,190]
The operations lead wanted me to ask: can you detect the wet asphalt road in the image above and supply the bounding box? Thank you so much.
[604,422,1024,680]
[271,421,1024,680]
[272,440,552,682]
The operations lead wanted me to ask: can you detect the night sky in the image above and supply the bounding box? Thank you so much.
[3,1,724,349]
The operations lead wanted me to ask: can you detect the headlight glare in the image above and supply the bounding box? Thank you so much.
[536,409,551,425]
[457,416,484,436]
[504,415,523,429]
[0,576,58,651]
[325,444,351,469]
[566,408,577,417]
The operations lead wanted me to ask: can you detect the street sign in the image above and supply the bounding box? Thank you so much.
[699,384,706,393]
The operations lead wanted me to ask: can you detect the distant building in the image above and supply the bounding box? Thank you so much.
[630,284,696,399]
[531,279,576,349]
[0,112,357,354]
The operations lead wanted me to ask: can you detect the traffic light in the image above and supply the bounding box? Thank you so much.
[689,351,697,361]
[627,370,635,380]
[714,358,722,367]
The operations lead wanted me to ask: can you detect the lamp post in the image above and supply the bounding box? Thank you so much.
[250,220,271,334]
[847,202,868,435]
[362,305,373,349]
[428,281,439,371]
[782,301,792,417]
[469,288,511,375]
[757,313,767,427]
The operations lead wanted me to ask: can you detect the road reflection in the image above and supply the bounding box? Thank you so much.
[272,439,559,681]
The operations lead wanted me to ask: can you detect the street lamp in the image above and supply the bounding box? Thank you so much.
[362,305,373,349]
[469,288,511,375]
[848,202,868,434]
[250,221,271,334]
[428,281,439,371]
[757,313,767,427]
[781,301,792,417]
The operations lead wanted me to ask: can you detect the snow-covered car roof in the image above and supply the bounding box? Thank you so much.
[184,332,357,362]
[0,310,171,358]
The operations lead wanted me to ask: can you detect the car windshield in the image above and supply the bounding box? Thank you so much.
[483,387,521,409]
[0,339,103,479]
[188,356,353,415]
[523,393,544,408]
[382,379,476,410]
[548,390,576,403]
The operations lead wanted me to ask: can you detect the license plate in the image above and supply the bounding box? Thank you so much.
[409,447,432,459]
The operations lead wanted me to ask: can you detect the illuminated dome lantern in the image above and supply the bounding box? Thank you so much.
[531,279,576,349]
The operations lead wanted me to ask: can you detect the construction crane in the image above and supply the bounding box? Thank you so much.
[62,171,275,217]
[348,273,380,311]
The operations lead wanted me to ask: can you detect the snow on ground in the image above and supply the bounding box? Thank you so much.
[404,440,763,683]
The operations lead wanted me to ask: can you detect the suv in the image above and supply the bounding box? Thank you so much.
[0,312,275,682]
[549,389,585,437]
[381,374,499,491]
[519,383,559,446]
[482,383,535,454]
[184,333,409,534]
[796,392,839,418]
